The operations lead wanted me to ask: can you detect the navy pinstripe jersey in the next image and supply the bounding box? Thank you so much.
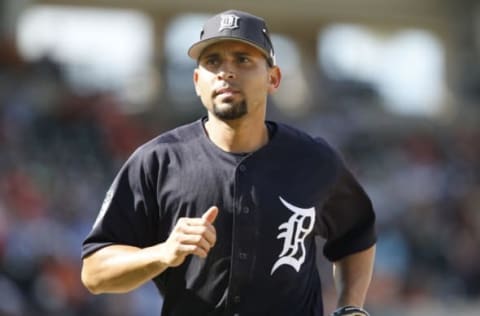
[82,118,376,316]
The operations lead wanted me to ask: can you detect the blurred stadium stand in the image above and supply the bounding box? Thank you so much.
[0,0,480,315]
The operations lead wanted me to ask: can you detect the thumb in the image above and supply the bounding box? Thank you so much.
[202,206,219,224]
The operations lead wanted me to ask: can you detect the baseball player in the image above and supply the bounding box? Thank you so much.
[81,9,376,316]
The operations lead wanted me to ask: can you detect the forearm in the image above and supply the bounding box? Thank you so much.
[81,244,169,294]
[81,207,218,294]
[333,245,376,307]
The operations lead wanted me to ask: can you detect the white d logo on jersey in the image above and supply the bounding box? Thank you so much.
[271,197,315,275]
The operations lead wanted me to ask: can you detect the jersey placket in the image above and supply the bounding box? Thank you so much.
[227,158,257,316]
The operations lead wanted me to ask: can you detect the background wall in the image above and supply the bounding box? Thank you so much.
[1,0,479,315]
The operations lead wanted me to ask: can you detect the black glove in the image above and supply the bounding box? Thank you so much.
[330,306,370,316]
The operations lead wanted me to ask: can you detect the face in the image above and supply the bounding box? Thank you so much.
[193,40,281,121]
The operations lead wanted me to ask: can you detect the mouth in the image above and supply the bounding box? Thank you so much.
[213,87,240,98]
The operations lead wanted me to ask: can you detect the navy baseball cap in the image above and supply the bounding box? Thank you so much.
[188,10,276,66]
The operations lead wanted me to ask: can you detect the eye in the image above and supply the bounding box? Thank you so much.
[205,57,219,65]
[237,56,251,64]
[200,55,220,67]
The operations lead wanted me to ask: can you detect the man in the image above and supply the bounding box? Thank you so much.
[81,9,376,316]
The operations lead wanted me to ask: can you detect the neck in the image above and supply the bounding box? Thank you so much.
[204,115,269,153]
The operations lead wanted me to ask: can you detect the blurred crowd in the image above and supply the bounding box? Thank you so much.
[0,36,162,316]
[0,33,479,316]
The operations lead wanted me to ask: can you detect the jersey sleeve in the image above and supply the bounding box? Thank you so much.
[81,146,160,258]
[320,155,376,262]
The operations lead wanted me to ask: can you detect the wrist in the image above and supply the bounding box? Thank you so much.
[144,243,173,271]
[330,305,370,316]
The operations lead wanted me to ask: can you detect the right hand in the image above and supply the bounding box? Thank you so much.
[160,206,218,267]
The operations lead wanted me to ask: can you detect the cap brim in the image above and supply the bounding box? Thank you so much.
[188,36,270,62]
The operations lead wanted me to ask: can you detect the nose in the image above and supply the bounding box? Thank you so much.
[216,63,236,80]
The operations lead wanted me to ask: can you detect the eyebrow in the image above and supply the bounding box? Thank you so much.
[199,51,255,62]
[199,52,220,62]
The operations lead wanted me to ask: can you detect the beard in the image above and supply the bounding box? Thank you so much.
[212,99,248,120]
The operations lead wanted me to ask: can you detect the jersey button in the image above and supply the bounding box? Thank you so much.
[233,295,241,303]
[239,252,248,260]
[242,206,250,214]
[238,165,246,172]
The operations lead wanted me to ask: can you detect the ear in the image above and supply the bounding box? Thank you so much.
[193,68,201,96]
[267,66,282,93]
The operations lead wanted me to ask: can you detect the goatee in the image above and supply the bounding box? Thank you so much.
[213,100,248,120]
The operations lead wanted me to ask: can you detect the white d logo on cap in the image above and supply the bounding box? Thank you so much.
[219,14,240,31]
